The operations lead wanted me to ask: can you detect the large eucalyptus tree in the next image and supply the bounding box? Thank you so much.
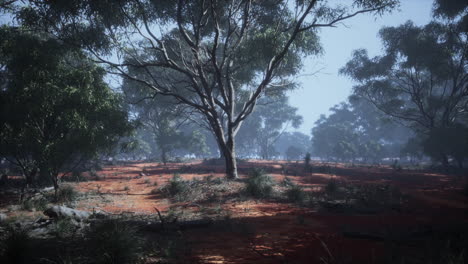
[11,0,397,178]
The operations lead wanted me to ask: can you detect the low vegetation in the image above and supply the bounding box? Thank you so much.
[88,220,143,264]
[245,169,274,198]
[285,184,307,205]
[0,227,33,264]
[56,185,78,204]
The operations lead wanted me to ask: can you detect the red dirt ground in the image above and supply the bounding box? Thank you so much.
[3,160,468,263]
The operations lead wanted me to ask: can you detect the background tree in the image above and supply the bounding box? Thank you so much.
[311,98,411,163]
[341,2,467,167]
[236,94,302,159]
[285,146,303,161]
[14,0,398,178]
[275,131,311,159]
[400,137,424,164]
[0,27,133,195]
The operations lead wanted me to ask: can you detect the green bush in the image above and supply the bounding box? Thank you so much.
[166,174,189,196]
[88,220,142,264]
[21,197,49,211]
[245,169,274,198]
[56,185,78,204]
[325,178,338,193]
[53,217,76,239]
[281,176,294,187]
[286,184,307,204]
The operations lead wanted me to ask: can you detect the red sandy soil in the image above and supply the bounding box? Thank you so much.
[3,160,468,263]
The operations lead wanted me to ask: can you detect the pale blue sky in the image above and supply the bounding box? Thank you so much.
[0,0,434,135]
[290,0,433,134]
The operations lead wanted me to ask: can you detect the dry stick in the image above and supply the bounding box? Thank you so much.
[316,234,336,264]
[154,207,165,230]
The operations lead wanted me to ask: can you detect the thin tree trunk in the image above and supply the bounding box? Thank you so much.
[440,153,449,170]
[52,174,59,200]
[456,157,463,169]
[161,149,168,165]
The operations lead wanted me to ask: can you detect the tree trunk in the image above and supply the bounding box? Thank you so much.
[456,157,463,169]
[224,131,238,179]
[440,153,449,170]
[161,149,168,165]
[52,174,59,200]
[223,148,238,179]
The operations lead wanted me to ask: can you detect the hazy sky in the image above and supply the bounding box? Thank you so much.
[290,0,434,134]
[0,1,434,135]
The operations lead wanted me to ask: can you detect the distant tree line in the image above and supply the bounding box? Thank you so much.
[1,0,466,194]
[313,0,468,168]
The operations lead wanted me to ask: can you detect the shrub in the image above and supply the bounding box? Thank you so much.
[1,228,33,264]
[391,159,402,171]
[166,174,189,196]
[92,162,103,171]
[286,184,307,204]
[325,178,338,193]
[123,186,130,192]
[21,197,49,211]
[315,165,332,174]
[88,220,142,264]
[212,177,223,185]
[150,232,190,262]
[89,169,97,177]
[204,175,214,182]
[53,217,75,239]
[281,176,294,187]
[245,169,274,198]
[56,185,78,204]
[61,170,86,182]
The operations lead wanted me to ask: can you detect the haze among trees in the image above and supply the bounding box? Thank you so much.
[1,0,400,179]
[339,0,468,168]
[0,0,465,185]
[1,1,468,263]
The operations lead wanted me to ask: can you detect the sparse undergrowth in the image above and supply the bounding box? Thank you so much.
[88,220,143,264]
[245,168,274,198]
[315,178,405,213]
[285,184,307,205]
[0,227,33,264]
[158,173,242,203]
[56,185,78,204]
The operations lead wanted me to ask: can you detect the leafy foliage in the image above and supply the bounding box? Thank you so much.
[10,0,397,178]
[0,27,133,190]
[56,185,78,204]
[341,14,468,167]
[165,174,190,197]
[312,99,410,162]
